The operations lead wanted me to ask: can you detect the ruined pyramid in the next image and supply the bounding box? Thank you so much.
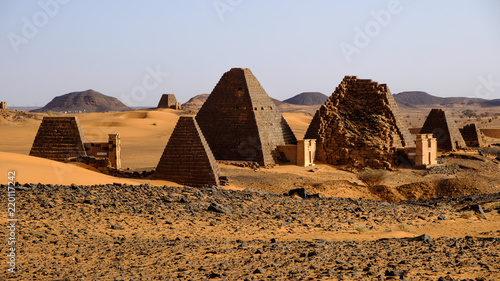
[304,76,413,169]
[420,109,466,151]
[29,117,87,161]
[196,68,297,166]
[154,116,221,187]
[460,123,485,148]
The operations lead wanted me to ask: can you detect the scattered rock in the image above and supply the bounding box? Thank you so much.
[208,203,231,214]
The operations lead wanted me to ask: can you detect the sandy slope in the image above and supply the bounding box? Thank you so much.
[0,151,180,186]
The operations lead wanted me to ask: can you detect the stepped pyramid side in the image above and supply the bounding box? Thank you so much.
[304,76,413,169]
[154,116,221,187]
[420,109,466,151]
[196,68,296,166]
[29,117,87,161]
[460,123,485,148]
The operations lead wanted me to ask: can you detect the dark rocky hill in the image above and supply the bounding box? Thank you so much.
[283,92,328,105]
[32,89,131,113]
[182,94,209,109]
[393,91,500,107]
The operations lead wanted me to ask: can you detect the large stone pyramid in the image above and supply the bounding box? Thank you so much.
[420,109,466,151]
[154,116,221,187]
[304,76,413,169]
[196,68,297,166]
[30,117,87,161]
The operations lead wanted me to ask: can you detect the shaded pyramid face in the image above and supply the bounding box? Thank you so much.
[29,117,87,162]
[460,123,485,148]
[154,116,221,187]
[420,109,466,151]
[304,76,413,169]
[157,94,177,108]
[196,68,296,166]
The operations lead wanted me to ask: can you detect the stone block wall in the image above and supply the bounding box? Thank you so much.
[304,76,413,169]
[84,134,122,169]
[0,101,6,110]
[480,128,500,139]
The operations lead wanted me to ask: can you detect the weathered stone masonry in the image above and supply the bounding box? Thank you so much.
[154,116,221,187]
[304,76,413,169]
[196,68,297,166]
[29,117,87,161]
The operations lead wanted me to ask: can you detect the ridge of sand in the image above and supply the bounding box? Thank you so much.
[0,151,180,186]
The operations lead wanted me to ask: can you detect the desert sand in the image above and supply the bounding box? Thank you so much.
[1,108,500,280]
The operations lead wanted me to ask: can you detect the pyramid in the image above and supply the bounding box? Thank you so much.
[304,76,413,169]
[420,109,466,151]
[157,94,178,109]
[195,68,297,166]
[460,123,485,147]
[29,117,87,161]
[154,116,221,187]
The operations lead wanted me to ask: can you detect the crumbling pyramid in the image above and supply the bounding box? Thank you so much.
[157,94,178,109]
[460,123,485,147]
[304,76,413,169]
[154,116,221,187]
[196,68,297,166]
[29,117,87,161]
[420,109,466,151]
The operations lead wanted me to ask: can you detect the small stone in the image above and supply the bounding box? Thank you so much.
[253,268,266,274]
[438,214,447,220]
[208,203,231,215]
[111,224,123,230]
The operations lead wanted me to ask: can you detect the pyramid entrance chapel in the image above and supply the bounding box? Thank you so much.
[304,76,414,169]
[196,68,297,166]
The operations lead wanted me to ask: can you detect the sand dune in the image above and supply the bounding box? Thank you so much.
[0,151,181,186]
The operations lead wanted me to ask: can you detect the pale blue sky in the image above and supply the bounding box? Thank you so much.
[1,0,499,107]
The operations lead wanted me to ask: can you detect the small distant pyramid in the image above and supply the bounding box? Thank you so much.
[460,123,485,148]
[304,76,413,169]
[157,94,178,109]
[420,109,466,151]
[154,116,221,187]
[30,117,87,161]
[196,68,297,166]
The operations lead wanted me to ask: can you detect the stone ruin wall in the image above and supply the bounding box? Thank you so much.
[304,76,413,169]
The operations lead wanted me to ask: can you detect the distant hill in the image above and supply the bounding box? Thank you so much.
[32,90,131,113]
[182,94,209,109]
[393,91,500,107]
[283,92,328,105]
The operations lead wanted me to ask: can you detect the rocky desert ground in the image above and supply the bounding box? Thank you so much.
[1,108,500,280]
